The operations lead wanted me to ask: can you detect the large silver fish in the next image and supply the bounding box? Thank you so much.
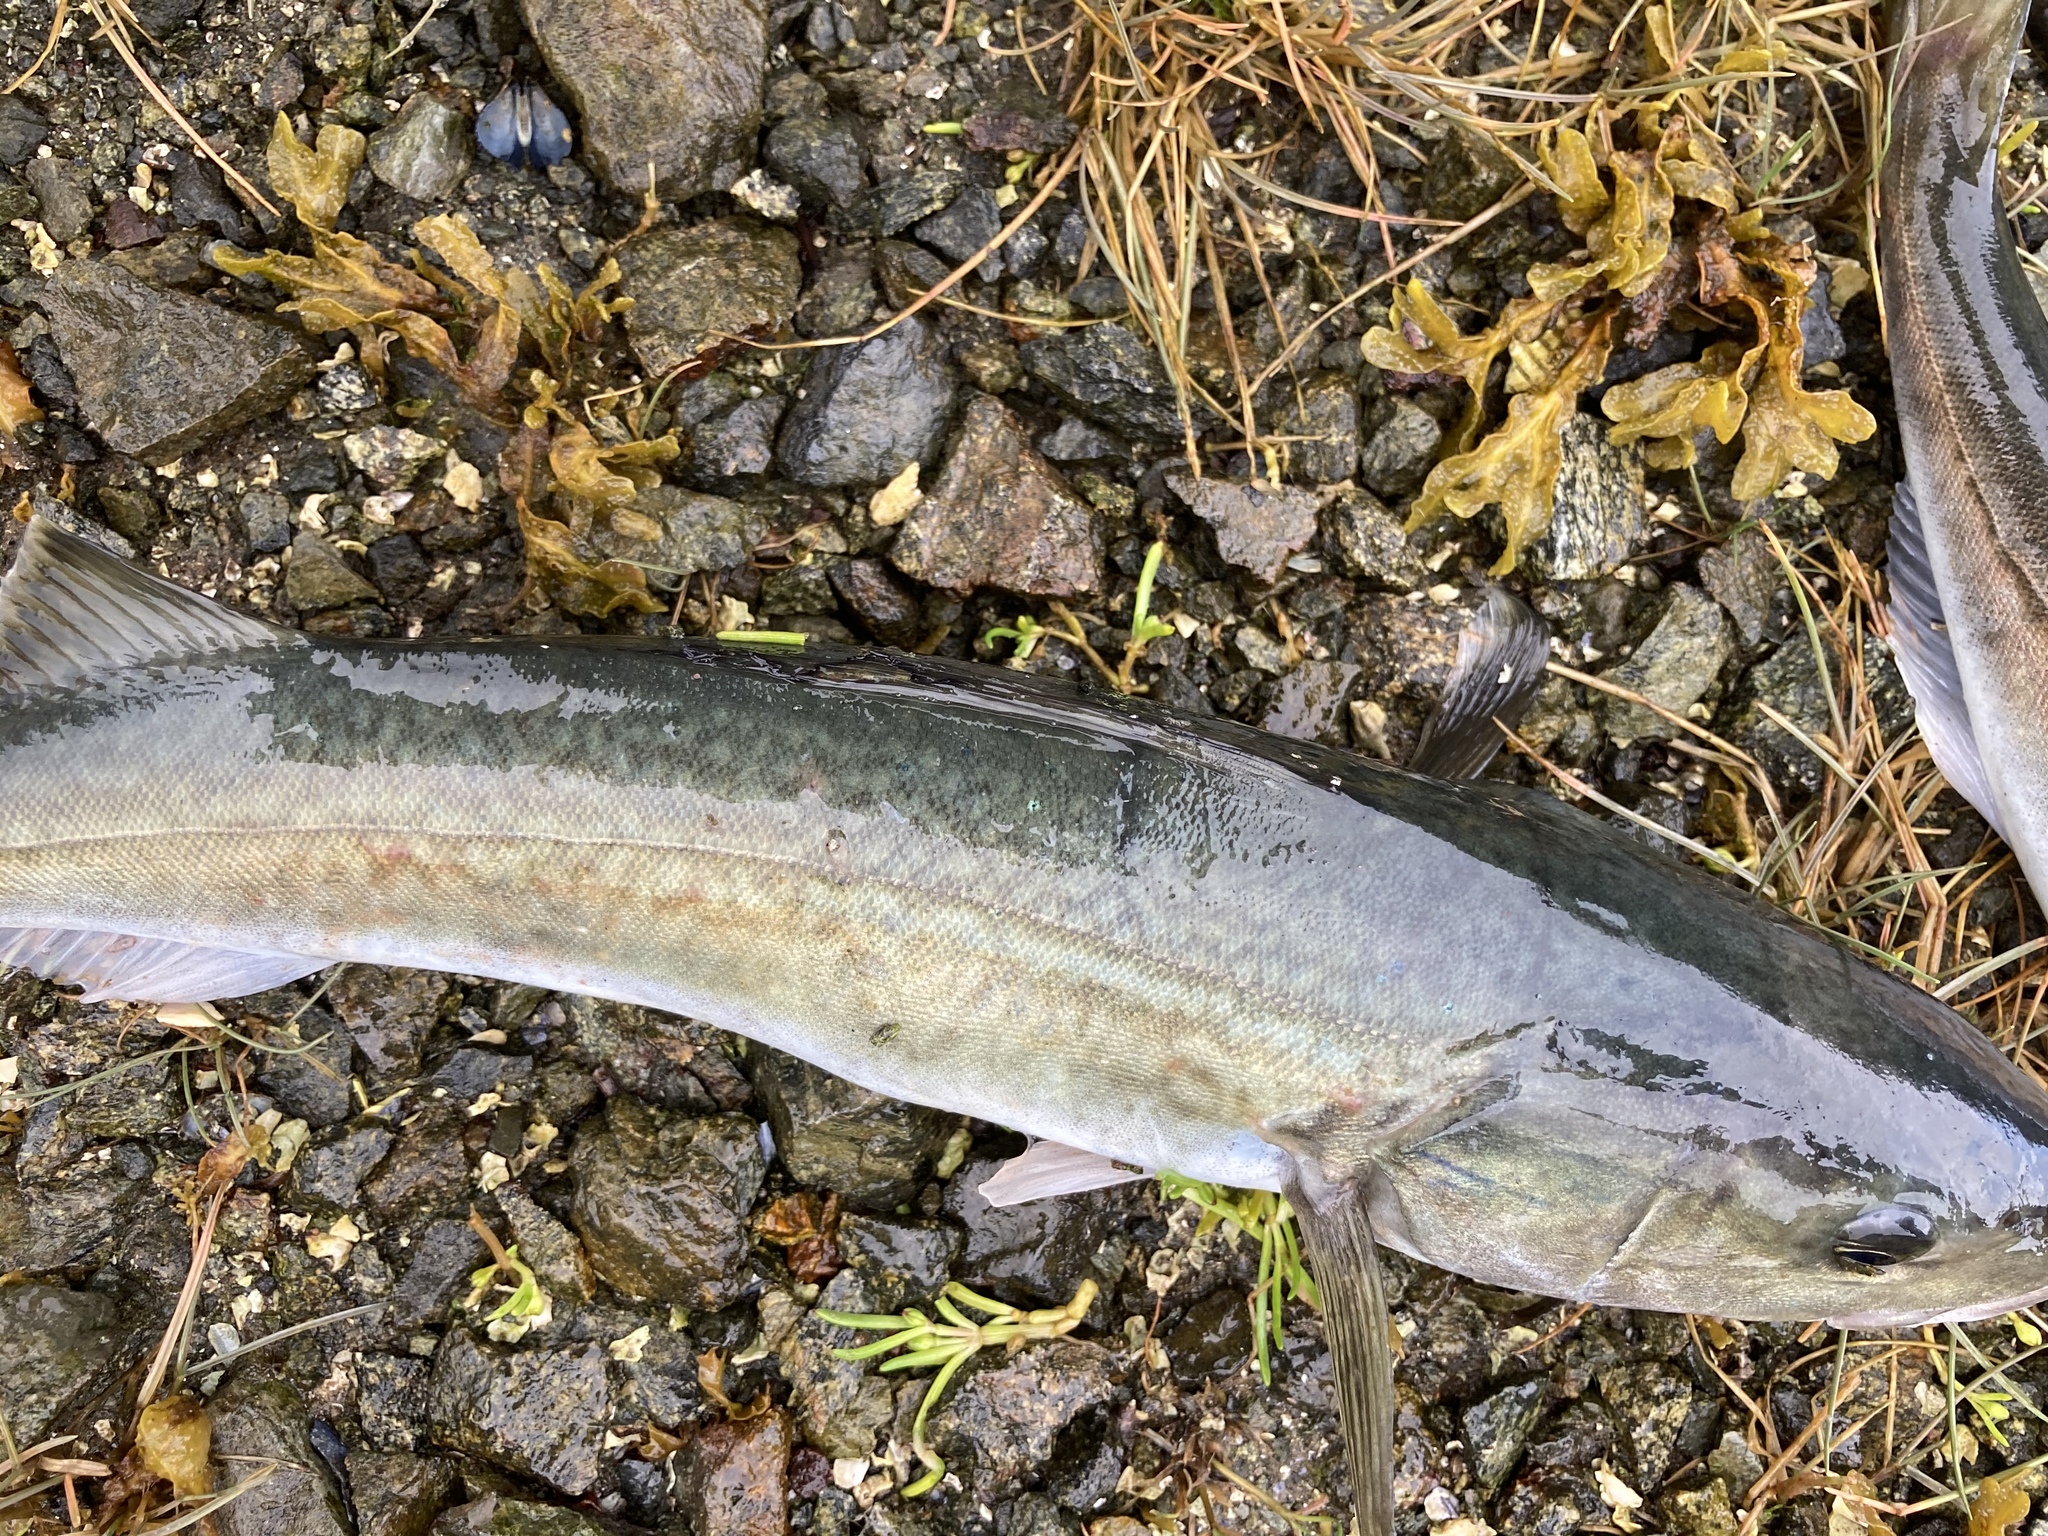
[1882,0,2048,889]
[6,520,2048,1528]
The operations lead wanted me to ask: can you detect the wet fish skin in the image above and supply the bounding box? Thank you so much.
[4,525,2048,1333]
[1881,0,2048,890]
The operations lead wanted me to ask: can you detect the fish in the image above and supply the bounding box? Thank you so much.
[1880,0,2048,893]
[7,519,2048,1529]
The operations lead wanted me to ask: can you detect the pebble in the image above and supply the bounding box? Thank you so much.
[942,1153,1115,1309]
[762,113,867,210]
[518,0,769,195]
[1524,415,1646,581]
[40,259,313,465]
[288,1121,396,1209]
[927,1336,1124,1503]
[1020,321,1199,442]
[426,1329,613,1495]
[1169,474,1325,584]
[0,94,49,165]
[779,1271,897,1458]
[1598,584,1734,742]
[0,1283,136,1445]
[1281,370,1363,484]
[367,89,474,201]
[1464,1378,1548,1493]
[891,393,1103,597]
[1321,486,1427,591]
[286,532,382,614]
[776,314,957,487]
[345,1449,459,1536]
[343,424,446,487]
[675,1408,793,1536]
[1358,395,1444,501]
[1163,1287,1252,1386]
[617,218,802,379]
[749,1047,952,1210]
[208,1372,355,1536]
[913,186,1004,281]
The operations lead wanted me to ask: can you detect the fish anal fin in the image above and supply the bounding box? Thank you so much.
[0,927,325,1003]
[1,517,299,697]
[1286,1169,1395,1536]
[977,1139,1154,1206]
[1884,483,2005,836]
[1409,589,1552,781]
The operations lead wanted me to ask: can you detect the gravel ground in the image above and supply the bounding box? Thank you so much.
[0,0,2044,1533]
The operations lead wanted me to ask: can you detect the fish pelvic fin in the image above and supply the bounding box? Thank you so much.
[1883,483,2007,838]
[1286,1168,1396,1536]
[0,516,301,697]
[1409,588,1551,780]
[976,1139,1154,1205]
[0,927,326,1004]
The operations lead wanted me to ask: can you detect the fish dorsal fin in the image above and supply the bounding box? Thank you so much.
[0,517,298,696]
[977,1139,1153,1206]
[1409,587,1552,780]
[1884,484,2006,837]
[0,927,325,1004]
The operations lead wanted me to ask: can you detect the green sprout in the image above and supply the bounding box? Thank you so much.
[983,613,1049,664]
[816,1278,1098,1496]
[461,1242,552,1343]
[1128,539,1176,648]
[1156,1175,1319,1385]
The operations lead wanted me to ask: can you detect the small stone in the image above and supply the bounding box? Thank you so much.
[836,1213,962,1312]
[865,167,965,237]
[1801,268,1846,369]
[689,397,784,482]
[872,238,951,309]
[567,1096,766,1306]
[760,561,836,615]
[0,96,49,166]
[0,1284,135,1445]
[286,532,382,613]
[238,488,294,554]
[41,259,313,465]
[1599,585,1734,742]
[426,1329,611,1495]
[0,1149,154,1272]
[438,1497,639,1533]
[343,424,446,487]
[345,1449,459,1536]
[317,360,379,414]
[331,967,451,1094]
[961,78,1075,154]
[1358,396,1443,501]
[956,338,1022,394]
[96,484,161,546]
[1163,1288,1251,1386]
[366,90,473,201]
[209,1372,354,1536]
[748,1047,952,1210]
[1169,475,1324,584]
[1726,631,1912,799]
[1261,658,1360,745]
[928,1337,1122,1502]
[1036,417,1126,462]
[1597,1360,1695,1487]
[780,1271,896,1458]
[1664,1477,1741,1536]
[1464,1378,1547,1493]
[1020,322,1198,441]
[828,557,922,645]
[1524,415,1645,581]
[1282,371,1361,484]
[913,187,1003,281]
[1321,487,1426,591]
[943,1154,1114,1309]
[776,314,956,487]
[606,484,762,576]
[289,1122,395,1209]
[361,1104,473,1224]
[675,1407,793,1536]
[561,994,736,1112]
[1698,528,1785,646]
[386,1217,490,1332]
[367,534,433,601]
[357,1353,431,1452]
[762,114,866,209]
[617,219,802,378]
[795,245,877,338]
[102,198,164,251]
[23,156,91,242]
[729,168,800,224]
[1421,127,1520,222]
[496,1184,596,1302]
[518,0,768,196]
[891,394,1101,597]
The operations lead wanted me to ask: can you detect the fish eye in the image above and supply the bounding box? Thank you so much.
[1832,1206,1937,1270]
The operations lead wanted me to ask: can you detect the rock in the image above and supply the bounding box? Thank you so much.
[891,394,1101,596]
[1321,487,1426,591]
[1698,528,1785,646]
[1164,1288,1251,1386]
[567,1096,765,1306]
[496,1185,595,1302]
[238,488,293,554]
[962,78,1075,154]
[779,1271,896,1457]
[358,1352,432,1451]
[675,1408,792,1536]
[866,167,965,237]
[368,534,434,600]
[914,187,1003,281]
[209,1372,355,1536]
[957,338,1023,394]
[836,1213,961,1312]
[0,96,49,165]
[1020,322,1197,441]
[426,1329,611,1495]
[749,1046,951,1210]
[1170,475,1323,583]
[1282,371,1361,484]
[290,1121,395,1208]
[1343,591,1475,763]
[611,485,762,578]
[690,397,784,482]
[518,0,768,196]
[1358,396,1443,501]
[345,424,446,487]
[1261,658,1360,746]
[762,114,866,209]
[24,155,91,242]
[1599,585,1734,742]
[362,1105,473,1224]
[760,562,836,615]
[1524,415,1645,581]
[1726,631,1912,799]
[617,219,802,378]
[286,532,382,613]
[1801,269,1846,369]
[0,1284,136,1445]
[96,485,162,547]
[429,1047,533,1101]
[0,1143,155,1271]
[942,1154,1114,1309]
[41,259,314,464]
[367,91,473,201]
[350,1449,460,1536]
[1037,417,1126,462]
[1663,1477,1741,1536]
[776,315,956,487]
[795,244,877,338]
[873,238,950,308]
[565,1301,699,1425]
[388,1217,490,1331]
[246,998,356,1127]
[436,1496,639,1533]
[929,1337,1123,1500]
[1421,127,1521,222]
[829,557,922,645]
[1464,1378,1547,1493]
[561,994,739,1112]
[1597,1361,1695,1487]
[331,967,451,1094]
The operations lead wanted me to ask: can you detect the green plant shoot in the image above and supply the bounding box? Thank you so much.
[1156,1174,1319,1385]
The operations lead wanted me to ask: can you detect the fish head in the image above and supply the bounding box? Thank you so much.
[1359,941,2048,1326]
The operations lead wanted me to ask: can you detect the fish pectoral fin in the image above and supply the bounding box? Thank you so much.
[1884,483,2007,837]
[0,516,300,698]
[1408,588,1551,780]
[1286,1169,1396,1536]
[976,1139,1155,1206]
[0,927,326,1004]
